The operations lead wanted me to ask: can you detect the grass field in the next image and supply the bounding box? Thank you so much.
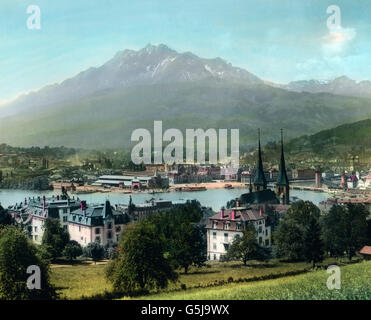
[134,260,371,300]
[50,258,366,300]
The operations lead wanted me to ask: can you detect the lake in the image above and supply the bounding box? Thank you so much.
[0,187,329,211]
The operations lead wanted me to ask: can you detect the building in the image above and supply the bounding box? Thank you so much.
[10,194,81,244]
[206,205,272,261]
[240,129,290,206]
[291,168,316,180]
[359,246,371,260]
[68,200,129,247]
[93,175,154,190]
[205,129,291,261]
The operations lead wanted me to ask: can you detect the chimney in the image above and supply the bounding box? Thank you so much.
[220,207,225,219]
[235,199,240,207]
[56,195,60,200]
[259,207,263,217]
[231,210,235,220]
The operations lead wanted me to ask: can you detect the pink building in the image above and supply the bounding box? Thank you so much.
[68,200,129,247]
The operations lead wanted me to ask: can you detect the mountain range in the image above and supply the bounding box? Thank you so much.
[0,44,370,150]
[279,76,371,98]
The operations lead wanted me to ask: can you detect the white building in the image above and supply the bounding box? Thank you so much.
[206,205,272,261]
[68,200,129,247]
[10,195,81,244]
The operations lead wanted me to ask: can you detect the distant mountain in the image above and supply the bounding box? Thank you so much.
[0,44,371,150]
[0,44,261,117]
[281,76,371,98]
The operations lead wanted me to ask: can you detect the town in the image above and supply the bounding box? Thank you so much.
[0,130,370,300]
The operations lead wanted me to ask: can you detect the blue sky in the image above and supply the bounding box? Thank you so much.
[0,0,370,103]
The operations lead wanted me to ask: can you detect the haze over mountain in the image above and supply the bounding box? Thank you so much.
[0,44,371,150]
[280,76,371,98]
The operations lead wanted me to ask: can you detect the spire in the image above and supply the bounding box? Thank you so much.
[253,129,267,189]
[277,128,289,186]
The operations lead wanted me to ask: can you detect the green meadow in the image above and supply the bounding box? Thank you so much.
[136,260,371,300]
[50,258,369,300]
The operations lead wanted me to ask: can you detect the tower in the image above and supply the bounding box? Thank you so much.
[275,129,290,204]
[253,129,267,191]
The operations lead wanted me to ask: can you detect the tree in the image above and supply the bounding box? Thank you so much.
[274,200,321,261]
[274,216,305,261]
[106,221,177,294]
[148,200,206,273]
[0,225,57,300]
[303,216,324,268]
[62,240,82,262]
[322,204,368,260]
[85,242,105,264]
[321,205,345,257]
[41,218,70,260]
[0,205,12,227]
[172,223,206,273]
[226,225,269,265]
[285,200,320,225]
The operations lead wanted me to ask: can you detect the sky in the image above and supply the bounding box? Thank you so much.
[0,0,370,103]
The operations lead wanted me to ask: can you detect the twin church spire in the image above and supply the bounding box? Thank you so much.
[252,128,290,204]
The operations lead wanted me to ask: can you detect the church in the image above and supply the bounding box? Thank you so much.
[240,129,290,206]
[205,129,291,261]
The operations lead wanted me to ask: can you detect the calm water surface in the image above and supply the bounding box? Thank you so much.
[0,187,329,211]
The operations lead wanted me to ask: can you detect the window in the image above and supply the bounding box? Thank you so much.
[266,229,268,236]
[258,226,262,233]
[79,226,81,232]
[95,236,101,243]
[34,226,37,232]
[259,237,262,244]
[107,223,112,229]
[107,231,112,239]
[95,228,101,234]
[224,233,228,242]
[115,226,121,233]
[223,243,229,251]
[213,243,216,250]
[63,216,67,222]
[236,223,241,230]
[213,254,216,260]
[63,208,68,214]
[265,239,269,246]
[116,234,119,242]
[213,232,216,239]
[34,235,38,241]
